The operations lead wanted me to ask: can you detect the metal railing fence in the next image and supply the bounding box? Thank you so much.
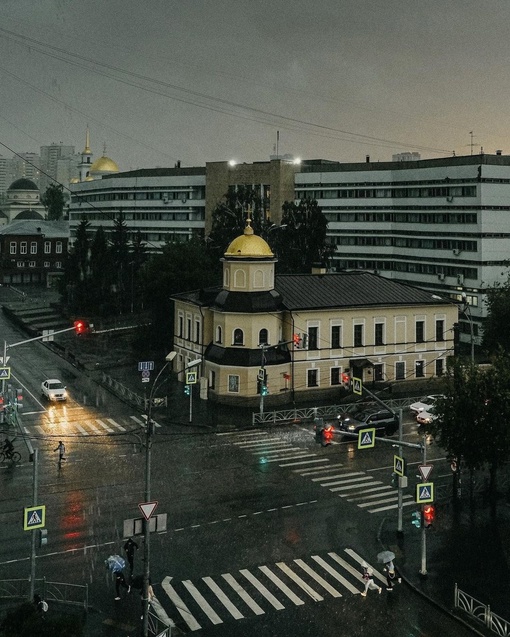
[0,577,88,611]
[455,584,510,636]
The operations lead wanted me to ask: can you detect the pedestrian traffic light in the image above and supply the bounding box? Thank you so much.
[74,319,90,335]
[184,385,190,396]
[412,511,421,528]
[0,396,4,412]
[341,371,351,388]
[321,425,334,446]
[423,504,435,528]
[16,389,23,409]
[293,333,301,348]
[261,385,269,396]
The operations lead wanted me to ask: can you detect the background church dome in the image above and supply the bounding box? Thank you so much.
[90,156,119,173]
[8,178,39,191]
[224,220,274,258]
[16,209,44,220]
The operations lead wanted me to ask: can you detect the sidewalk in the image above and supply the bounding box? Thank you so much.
[379,496,510,636]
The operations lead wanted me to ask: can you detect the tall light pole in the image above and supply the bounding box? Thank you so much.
[461,292,475,364]
[142,353,201,637]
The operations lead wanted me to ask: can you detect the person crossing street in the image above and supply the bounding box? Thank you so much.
[54,441,66,468]
[361,562,382,596]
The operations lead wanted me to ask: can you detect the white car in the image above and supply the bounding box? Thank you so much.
[41,379,67,402]
[410,394,443,416]
[417,405,438,427]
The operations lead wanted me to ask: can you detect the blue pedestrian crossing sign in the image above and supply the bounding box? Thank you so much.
[416,482,434,503]
[394,455,405,477]
[23,505,46,531]
[358,428,375,449]
[186,371,198,385]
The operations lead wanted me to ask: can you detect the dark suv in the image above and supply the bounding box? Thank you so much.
[336,408,399,437]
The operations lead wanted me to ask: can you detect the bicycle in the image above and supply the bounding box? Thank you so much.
[0,450,22,463]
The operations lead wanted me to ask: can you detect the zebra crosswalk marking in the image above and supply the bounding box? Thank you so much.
[258,566,305,606]
[329,478,375,491]
[133,415,161,428]
[293,559,342,598]
[327,552,366,584]
[96,419,114,433]
[107,418,126,431]
[348,490,402,502]
[35,425,45,435]
[252,447,302,456]
[217,431,265,437]
[264,454,316,463]
[311,555,359,594]
[296,462,345,475]
[275,563,323,602]
[85,420,101,433]
[279,458,329,467]
[235,441,288,449]
[344,485,389,497]
[182,580,223,625]
[221,573,265,616]
[75,424,89,436]
[314,471,365,483]
[370,499,417,513]
[162,576,202,632]
[239,569,284,610]
[202,577,244,619]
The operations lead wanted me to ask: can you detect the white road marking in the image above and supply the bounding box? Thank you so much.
[296,462,345,475]
[311,555,359,594]
[107,418,126,431]
[239,569,284,610]
[293,559,342,598]
[275,562,323,602]
[162,576,201,632]
[182,580,223,625]
[96,419,114,433]
[343,549,386,584]
[329,477,376,491]
[279,458,329,467]
[202,577,244,619]
[258,565,304,605]
[222,573,265,615]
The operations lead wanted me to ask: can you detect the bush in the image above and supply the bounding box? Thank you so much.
[0,602,84,637]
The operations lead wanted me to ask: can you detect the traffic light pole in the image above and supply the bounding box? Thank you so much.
[420,434,428,577]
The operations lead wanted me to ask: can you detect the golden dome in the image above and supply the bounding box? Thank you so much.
[69,177,80,184]
[224,219,274,258]
[90,156,119,173]
[85,176,94,181]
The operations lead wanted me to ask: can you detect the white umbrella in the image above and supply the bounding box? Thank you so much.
[377,550,395,564]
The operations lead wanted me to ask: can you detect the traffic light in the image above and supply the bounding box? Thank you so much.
[184,385,190,396]
[293,333,302,348]
[423,504,435,528]
[0,396,4,412]
[74,319,90,335]
[412,511,421,528]
[321,425,334,446]
[341,371,351,388]
[16,389,23,409]
[261,385,269,396]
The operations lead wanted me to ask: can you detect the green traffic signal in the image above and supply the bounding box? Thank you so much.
[412,511,421,528]
[184,385,190,396]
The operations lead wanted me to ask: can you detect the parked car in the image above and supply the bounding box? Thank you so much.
[410,394,444,416]
[416,405,438,427]
[41,379,67,402]
[336,408,399,437]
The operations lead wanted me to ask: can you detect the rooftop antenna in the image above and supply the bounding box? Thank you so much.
[276,130,279,159]
[470,131,475,156]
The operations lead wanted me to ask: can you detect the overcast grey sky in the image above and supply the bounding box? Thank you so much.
[1,0,510,171]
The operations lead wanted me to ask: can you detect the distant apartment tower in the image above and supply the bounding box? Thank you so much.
[392,152,421,162]
[8,152,40,188]
[39,143,78,192]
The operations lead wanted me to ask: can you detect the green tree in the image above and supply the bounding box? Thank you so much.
[109,214,131,314]
[271,198,334,273]
[0,602,84,636]
[41,183,66,220]
[60,219,92,312]
[483,269,510,354]
[89,226,112,314]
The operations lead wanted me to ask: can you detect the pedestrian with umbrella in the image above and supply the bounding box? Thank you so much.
[105,555,130,600]
[377,550,402,591]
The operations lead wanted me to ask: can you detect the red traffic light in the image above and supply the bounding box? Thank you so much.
[423,504,435,527]
[74,319,90,335]
[293,333,301,347]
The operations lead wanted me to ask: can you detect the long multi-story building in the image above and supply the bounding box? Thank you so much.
[296,153,510,342]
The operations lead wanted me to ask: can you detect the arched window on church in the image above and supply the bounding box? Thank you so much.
[216,325,222,344]
[253,269,264,288]
[233,328,244,346]
[234,269,246,288]
[259,329,268,346]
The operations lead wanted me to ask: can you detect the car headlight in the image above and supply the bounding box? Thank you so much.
[347,424,356,431]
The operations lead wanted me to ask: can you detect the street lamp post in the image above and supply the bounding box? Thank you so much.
[142,353,201,637]
[461,293,475,364]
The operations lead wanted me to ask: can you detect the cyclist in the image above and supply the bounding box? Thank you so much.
[2,437,14,459]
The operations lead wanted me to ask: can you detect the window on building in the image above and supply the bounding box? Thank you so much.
[44,241,51,254]
[10,242,16,255]
[331,325,341,349]
[435,320,444,342]
[307,369,318,387]
[187,318,191,340]
[233,328,244,345]
[216,325,222,344]
[308,327,318,350]
[435,359,444,376]
[374,364,384,381]
[259,329,268,346]
[178,316,183,337]
[55,262,62,268]
[228,375,239,393]
[354,324,364,347]
[17,261,24,268]
[416,320,425,343]
[415,360,425,378]
[395,361,405,380]
[375,323,384,346]
[331,367,340,385]
[56,241,62,254]
[30,242,37,254]
[43,261,50,268]
[195,320,200,343]
[20,242,27,255]
[28,261,35,268]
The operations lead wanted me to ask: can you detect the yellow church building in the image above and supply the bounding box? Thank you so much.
[172,220,457,406]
